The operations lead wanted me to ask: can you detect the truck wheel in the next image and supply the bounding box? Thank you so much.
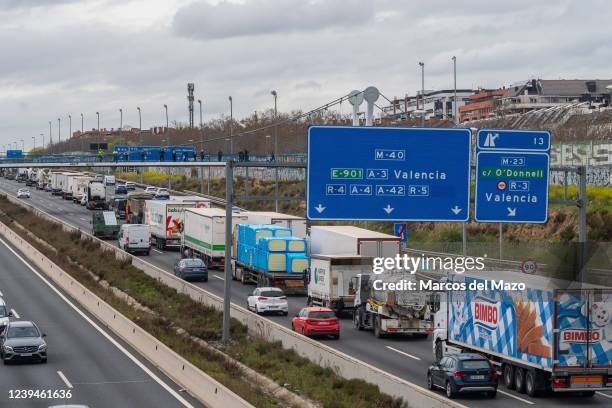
[503,364,515,389]
[525,370,537,397]
[434,340,443,362]
[306,297,313,307]
[374,316,383,338]
[353,310,363,330]
[514,367,526,394]
[241,271,248,285]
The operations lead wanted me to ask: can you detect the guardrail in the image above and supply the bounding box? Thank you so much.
[0,218,252,408]
[2,192,466,408]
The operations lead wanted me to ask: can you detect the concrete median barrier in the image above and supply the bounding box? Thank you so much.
[3,193,464,408]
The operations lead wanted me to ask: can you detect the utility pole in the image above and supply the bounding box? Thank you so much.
[271,90,279,212]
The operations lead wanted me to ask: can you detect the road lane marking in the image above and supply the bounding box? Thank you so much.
[213,275,224,281]
[10,308,19,318]
[597,392,612,399]
[0,237,194,408]
[385,346,421,361]
[57,371,73,388]
[497,389,535,404]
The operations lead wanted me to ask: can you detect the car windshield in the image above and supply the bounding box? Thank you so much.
[7,325,40,338]
[182,259,204,268]
[307,311,335,319]
[460,360,490,369]
[260,290,284,297]
[0,306,7,317]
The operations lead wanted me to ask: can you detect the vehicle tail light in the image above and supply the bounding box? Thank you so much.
[552,377,569,388]
[453,371,468,379]
[490,370,498,378]
[257,296,268,301]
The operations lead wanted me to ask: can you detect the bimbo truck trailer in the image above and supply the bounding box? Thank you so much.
[433,270,612,397]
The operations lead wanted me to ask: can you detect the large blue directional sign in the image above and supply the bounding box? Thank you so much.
[307,126,471,221]
[475,129,550,223]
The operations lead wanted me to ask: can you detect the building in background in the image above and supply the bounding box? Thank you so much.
[383,89,475,121]
[499,79,612,115]
[459,88,507,123]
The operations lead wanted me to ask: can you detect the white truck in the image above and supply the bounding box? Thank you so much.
[86,180,107,210]
[241,211,307,238]
[72,176,92,203]
[307,254,373,314]
[310,226,400,258]
[35,169,48,190]
[169,196,212,207]
[181,207,248,269]
[50,172,64,195]
[433,270,612,397]
[63,173,84,200]
[146,200,209,250]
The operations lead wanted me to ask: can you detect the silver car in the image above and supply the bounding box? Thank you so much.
[1,321,47,364]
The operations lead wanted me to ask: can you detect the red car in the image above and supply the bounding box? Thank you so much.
[291,307,340,339]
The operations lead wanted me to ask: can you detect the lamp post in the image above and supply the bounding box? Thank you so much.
[198,99,203,152]
[80,113,84,152]
[40,133,44,150]
[96,112,100,144]
[452,56,457,125]
[418,62,425,127]
[20,139,24,151]
[119,108,123,145]
[68,114,72,146]
[48,121,52,153]
[57,118,61,150]
[228,96,233,155]
[32,136,36,150]
[137,107,142,145]
[271,90,279,211]
[163,104,170,188]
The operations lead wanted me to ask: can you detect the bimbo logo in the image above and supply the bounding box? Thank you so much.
[561,329,601,344]
[472,297,499,330]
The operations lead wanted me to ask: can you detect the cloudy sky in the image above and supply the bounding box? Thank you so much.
[1,0,611,149]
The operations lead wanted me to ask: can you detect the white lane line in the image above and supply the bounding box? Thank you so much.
[0,237,194,408]
[152,249,163,254]
[57,371,73,389]
[213,275,224,281]
[0,290,3,297]
[497,389,535,405]
[10,308,19,318]
[385,346,421,361]
[79,218,87,221]
[597,392,612,399]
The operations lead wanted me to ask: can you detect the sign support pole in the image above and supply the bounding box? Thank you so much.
[462,223,467,256]
[577,165,587,282]
[222,160,234,343]
[499,223,503,259]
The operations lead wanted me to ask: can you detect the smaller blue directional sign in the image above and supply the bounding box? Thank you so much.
[477,129,550,151]
[394,223,408,242]
[6,150,23,158]
[475,151,549,223]
[307,126,471,221]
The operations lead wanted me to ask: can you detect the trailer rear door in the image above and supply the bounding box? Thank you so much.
[555,289,612,369]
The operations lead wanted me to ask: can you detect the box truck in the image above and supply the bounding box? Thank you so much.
[86,180,107,210]
[307,254,372,313]
[146,200,208,249]
[310,226,400,258]
[170,196,212,207]
[242,211,307,238]
[433,270,612,397]
[72,176,92,203]
[63,173,84,200]
[181,207,248,269]
[126,192,154,224]
[231,224,309,294]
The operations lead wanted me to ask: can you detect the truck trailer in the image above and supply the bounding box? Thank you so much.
[433,270,612,397]
[242,211,307,238]
[126,192,154,224]
[145,200,207,249]
[63,173,84,200]
[310,226,400,258]
[181,207,248,269]
[86,180,107,210]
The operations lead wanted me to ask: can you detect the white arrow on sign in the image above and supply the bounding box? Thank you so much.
[451,206,462,215]
[507,207,517,217]
[314,204,326,213]
[383,205,394,214]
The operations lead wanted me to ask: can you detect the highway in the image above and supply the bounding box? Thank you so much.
[0,209,204,407]
[1,178,611,408]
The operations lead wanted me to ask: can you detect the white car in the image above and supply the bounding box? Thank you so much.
[144,186,157,194]
[155,188,170,199]
[247,287,288,315]
[17,189,30,199]
[125,181,136,190]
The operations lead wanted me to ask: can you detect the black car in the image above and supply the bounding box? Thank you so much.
[173,258,208,282]
[427,353,497,398]
[0,321,47,364]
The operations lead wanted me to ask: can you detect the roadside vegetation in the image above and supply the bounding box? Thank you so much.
[0,195,407,408]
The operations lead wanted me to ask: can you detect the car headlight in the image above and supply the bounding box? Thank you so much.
[38,344,47,352]
[4,345,13,352]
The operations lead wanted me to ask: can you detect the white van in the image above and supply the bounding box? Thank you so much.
[118,224,151,255]
[104,175,116,186]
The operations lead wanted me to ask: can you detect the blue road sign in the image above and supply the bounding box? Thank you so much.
[307,126,471,221]
[394,223,408,242]
[6,150,23,158]
[477,129,550,151]
[475,151,550,223]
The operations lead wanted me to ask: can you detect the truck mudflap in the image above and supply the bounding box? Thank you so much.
[381,318,433,333]
[553,289,612,372]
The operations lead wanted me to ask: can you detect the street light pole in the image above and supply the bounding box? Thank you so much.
[452,56,457,125]
[96,112,100,145]
[20,139,24,151]
[119,108,123,145]
[80,113,84,152]
[137,107,142,145]
[164,104,170,189]
[419,62,425,127]
[32,136,35,150]
[57,118,61,149]
[68,114,72,150]
[48,121,52,153]
[197,99,204,193]
[40,133,44,150]
[271,90,279,212]
[228,96,233,155]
